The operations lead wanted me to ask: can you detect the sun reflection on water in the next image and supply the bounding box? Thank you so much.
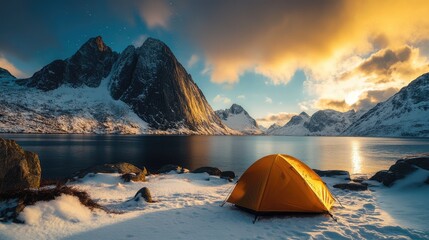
[351,141,362,174]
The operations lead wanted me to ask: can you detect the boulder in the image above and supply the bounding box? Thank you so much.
[192,167,222,176]
[156,164,183,174]
[370,154,429,186]
[313,169,350,179]
[74,162,145,178]
[333,183,368,191]
[133,187,153,203]
[0,138,41,193]
[220,171,236,181]
[121,172,146,182]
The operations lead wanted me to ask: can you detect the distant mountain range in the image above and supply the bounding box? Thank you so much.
[215,104,262,134]
[0,37,232,134]
[0,36,428,136]
[343,73,429,137]
[266,110,361,136]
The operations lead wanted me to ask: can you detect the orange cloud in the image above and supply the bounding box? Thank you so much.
[0,56,24,78]
[153,1,429,85]
[257,112,297,128]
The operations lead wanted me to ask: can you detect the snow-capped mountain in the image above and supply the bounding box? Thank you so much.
[0,36,232,134]
[343,73,429,137]
[0,67,15,80]
[267,110,358,136]
[215,104,262,134]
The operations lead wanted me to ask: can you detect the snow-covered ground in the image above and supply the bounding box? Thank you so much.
[0,171,428,239]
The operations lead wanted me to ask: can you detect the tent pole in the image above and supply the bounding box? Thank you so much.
[252,215,259,224]
[327,211,337,222]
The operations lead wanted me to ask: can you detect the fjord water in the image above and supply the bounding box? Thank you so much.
[1,134,428,179]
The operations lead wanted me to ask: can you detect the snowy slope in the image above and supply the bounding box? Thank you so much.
[344,73,429,137]
[215,104,262,134]
[267,110,359,136]
[0,172,427,239]
[0,78,147,134]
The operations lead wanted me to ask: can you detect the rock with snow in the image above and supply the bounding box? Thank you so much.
[344,73,429,137]
[156,164,185,174]
[133,187,153,203]
[18,36,118,91]
[215,104,262,134]
[0,138,41,193]
[0,68,16,80]
[370,154,429,186]
[74,162,143,178]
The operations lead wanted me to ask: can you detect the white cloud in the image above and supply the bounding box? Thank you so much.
[237,95,246,99]
[265,97,273,104]
[187,54,199,68]
[132,35,148,47]
[213,94,231,104]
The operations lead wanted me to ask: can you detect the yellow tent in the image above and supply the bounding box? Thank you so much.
[227,154,335,213]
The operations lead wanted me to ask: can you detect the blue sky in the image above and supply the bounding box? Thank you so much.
[2,0,429,127]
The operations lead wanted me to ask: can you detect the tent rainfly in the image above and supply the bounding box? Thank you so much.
[226,154,335,216]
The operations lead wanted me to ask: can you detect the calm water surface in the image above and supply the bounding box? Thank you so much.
[1,134,428,179]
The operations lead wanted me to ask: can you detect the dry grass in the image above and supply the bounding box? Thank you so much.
[0,185,104,211]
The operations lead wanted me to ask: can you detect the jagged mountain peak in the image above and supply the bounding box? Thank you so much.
[79,36,111,53]
[0,67,16,79]
[215,104,261,134]
[299,111,309,118]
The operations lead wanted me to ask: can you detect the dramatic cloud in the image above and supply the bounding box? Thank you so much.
[306,45,429,112]
[257,112,296,128]
[145,0,429,85]
[213,95,231,104]
[0,56,24,78]
[187,54,199,68]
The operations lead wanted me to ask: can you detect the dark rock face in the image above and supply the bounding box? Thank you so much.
[19,36,118,91]
[0,138,41,193]
[0,67,16,79]
[192,167,222,176]
[133,187,153,203]
[370,154,429,186]
[74,162,144,178]
[109,38,227,132]
[333,183,368,191]
[21,60,67,91]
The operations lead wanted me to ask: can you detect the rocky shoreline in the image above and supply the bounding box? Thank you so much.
[1,137,429,224]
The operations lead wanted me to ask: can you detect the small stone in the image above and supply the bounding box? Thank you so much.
[133,187,153,203]
[333,183,368,191]
[220,171,236,180]
[192,167,222,176]
[157,164,183,174]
